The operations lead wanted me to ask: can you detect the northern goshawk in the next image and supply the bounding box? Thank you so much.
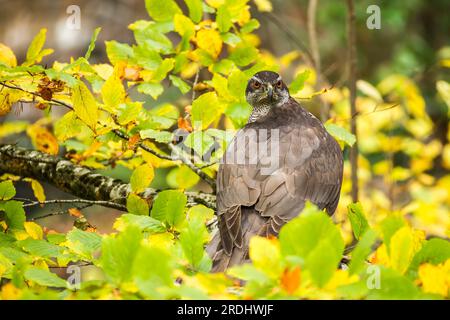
[208,71,343,272]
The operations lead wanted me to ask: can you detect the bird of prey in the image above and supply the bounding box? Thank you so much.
[207,71,344,272]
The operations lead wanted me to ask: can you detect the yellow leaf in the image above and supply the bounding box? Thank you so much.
[71,81,99,131]
[205,0,225,8]
[130,163,154,193]
[24,221,44,240]
[0,121,28,138]
[174,14,195,38]
[249,236,282,278]
[0,43,17,67]
[101,71,125,112]
[24,178,46,203]
[418,261,450,297]
[26,124,59,155]
[389,226,421,274]
[92,63,114,80]
[196,29,222,59]
[0,87,23,116]
[436,81,450,115]
[237,6,251,26]
[253,0,273,12]
[0,283,21,300]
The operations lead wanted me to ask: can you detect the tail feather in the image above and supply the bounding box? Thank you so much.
[207,207,266,273]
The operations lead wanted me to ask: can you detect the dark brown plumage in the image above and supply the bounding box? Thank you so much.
[207,71,343,272]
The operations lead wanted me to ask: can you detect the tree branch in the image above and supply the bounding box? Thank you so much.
[112,129,216,191]
[1,81,217,191]
[347,0,359,203]
[0,144,216,211]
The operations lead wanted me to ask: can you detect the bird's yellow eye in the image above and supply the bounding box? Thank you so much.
[252,81,261,89]
[276,80,283,89]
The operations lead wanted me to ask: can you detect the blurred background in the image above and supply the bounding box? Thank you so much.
[0,0,449,240]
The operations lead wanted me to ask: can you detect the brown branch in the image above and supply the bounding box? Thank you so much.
[23,198,126,211]
[347,0,359,203]
[1,81,216,190]
[0,81,74,111]
[112,129,216,191]
[307,0,329,121]
[0,144,216,211]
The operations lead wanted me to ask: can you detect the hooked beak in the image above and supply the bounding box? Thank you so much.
[266,84,273,101]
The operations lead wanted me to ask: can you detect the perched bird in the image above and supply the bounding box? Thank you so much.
[207,71,343,272]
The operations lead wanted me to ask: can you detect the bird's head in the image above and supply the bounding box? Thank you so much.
[245,71,289,108]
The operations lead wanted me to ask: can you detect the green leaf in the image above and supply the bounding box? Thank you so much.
[191,92,224,130]
[408,238,450,277]
[151,190,187,228]
[85,27,101,60]
[279,203,344,286]
[325,123,356,147]
[167,166,200,189]
[25,28,51,65]
[289,70,311,94]
[105,41,133,65]
[348,229,378,275]
[0,247,28,263]
[0,180,16,200]
[0,252,13,277]
[71,81,99,130]
[24,267,67,288]
[117,102,143,125]
[153,58,175,82]
[100,225,142,284]
[227,69,249,100]
[221,33,241,47]
[240,19,260,33]
[366,266,420,300]
[3,200,25,230]
[347,202,370,240]
[379,215,406,251]
[169,75,190,94]
[179,216,210,271]
[132,245,173,298]
[114,214,166,233]
[126,194,149,216]
[133,44,162,70]
[140,129,173,143]
[227,264,270,283]
[187,205,214,224]
[228,45,258,67]
[133,26,173,54]
[217,6,232,33]
[225,102,252,128]
[137,82,164,100]
[184,0,203,23]
[130,164,154,193]
[54,111,85,142]
[184,131,215,156]
[307,239,341,287]
[17,238,64,258]
[145,0,181,22]
[65,228,102,260]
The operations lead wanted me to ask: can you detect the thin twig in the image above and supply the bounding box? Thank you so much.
[23,198,126,211]
[347,0,358,203]
[0,81,74,111]
[31,204,92,221]
[262,13,314,67]
[113,129,216,190]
